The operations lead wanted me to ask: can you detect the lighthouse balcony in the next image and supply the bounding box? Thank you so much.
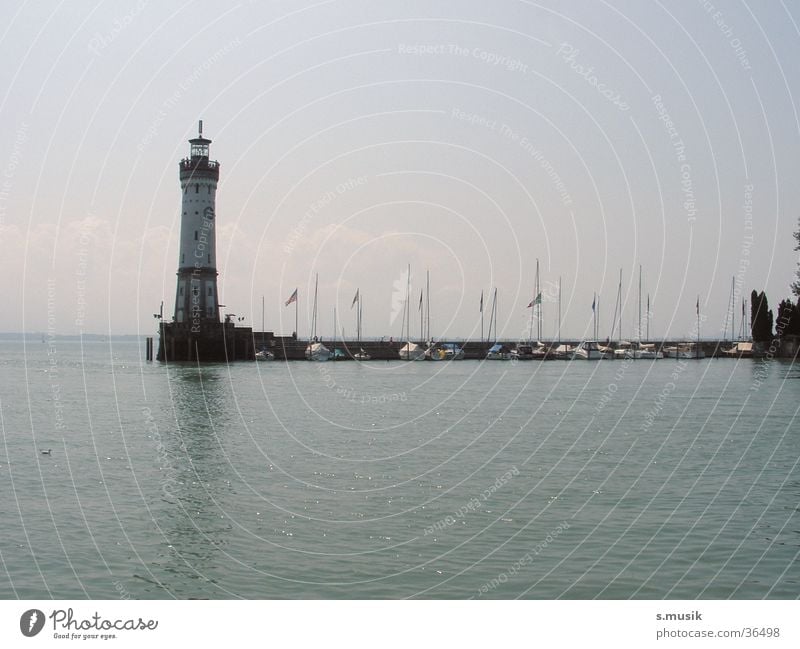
[179,157,220,180]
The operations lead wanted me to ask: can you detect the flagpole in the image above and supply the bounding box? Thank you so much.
[295,288,298,340]
[261,295,265,348]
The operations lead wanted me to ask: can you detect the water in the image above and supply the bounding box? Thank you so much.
[1,339,798,599]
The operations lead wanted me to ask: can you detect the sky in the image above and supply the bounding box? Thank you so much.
[1,0,799,341]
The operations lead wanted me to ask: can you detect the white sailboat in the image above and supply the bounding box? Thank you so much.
[398,265,425,361]
[352,289,370,361]
[305,274,330,361]
[614,266,662,359]
[485,289,511,360]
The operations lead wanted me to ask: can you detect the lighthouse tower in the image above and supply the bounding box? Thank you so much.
[174,120,220,328]
[158,122,254,362]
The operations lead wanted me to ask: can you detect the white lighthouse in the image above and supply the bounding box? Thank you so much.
[174,120,220,329]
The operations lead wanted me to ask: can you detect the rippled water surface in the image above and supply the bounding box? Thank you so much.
[1,340,798,598]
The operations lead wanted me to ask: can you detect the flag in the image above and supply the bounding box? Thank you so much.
[285,288,297,306]
[591,296,596,312]
[479,290,484,313]
[351,289,359,309]
[527,293,542,308]
[418,290,423,311]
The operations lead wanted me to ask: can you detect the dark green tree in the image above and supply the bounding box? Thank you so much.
[776,298,800,337]
[751,290,774,342]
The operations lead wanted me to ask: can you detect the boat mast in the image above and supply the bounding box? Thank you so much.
[536,258,541,341]
[697,293,701,358]
[419,288,423,342]
[426,270,431,342]
[638,264,642,345]
[406,264,411,342]
[530,262,536,343]
[480,290,484,345]
[312,274,318,340]
[730,275,735,342]
[616,268,622,346]
[494,288,498,343]
[597,294,600,341]
[646,293,650,342]
[488,288,497,343]
[558,276,562,346]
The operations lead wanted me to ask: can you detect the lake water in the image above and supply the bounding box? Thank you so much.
[1,339,798,599]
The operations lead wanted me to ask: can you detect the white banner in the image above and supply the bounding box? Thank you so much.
[0,601,797,648]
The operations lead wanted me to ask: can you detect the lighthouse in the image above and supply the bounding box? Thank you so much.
[174,120,219,328]
[157,122,255,362]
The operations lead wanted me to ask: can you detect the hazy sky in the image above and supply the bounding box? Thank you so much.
[1,0,799,340]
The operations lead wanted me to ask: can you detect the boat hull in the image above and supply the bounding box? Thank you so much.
[305,343,331,361]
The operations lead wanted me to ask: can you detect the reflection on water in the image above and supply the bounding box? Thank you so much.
[145,364,237,597]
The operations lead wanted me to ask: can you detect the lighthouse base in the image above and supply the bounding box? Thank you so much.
[157,321,255,362]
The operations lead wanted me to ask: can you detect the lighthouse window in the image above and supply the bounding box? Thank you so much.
[194,230,198,240]
[208,254,211,263]
[181,254,184,264]
[179,286,184,296]
[195,184,199,193]
[207,287,213,296]
[207,186,211,194]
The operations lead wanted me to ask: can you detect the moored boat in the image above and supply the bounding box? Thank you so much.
[574,340,602,360]
[486,343,512,360]
[721,341,753,358]
[663,343,705,359]
[305,341,331,361]
[426,342,464,361]
[399,341,426,361]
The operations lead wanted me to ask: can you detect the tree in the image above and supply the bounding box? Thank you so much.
[793,217,800,298]
[776,298,800,337]
[751,290,774,342]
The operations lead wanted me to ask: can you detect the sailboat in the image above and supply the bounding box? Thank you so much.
[664,294,705,359]
[398,265,425,361]
[421,271,465,361]
[485,288,512,360]
[352,289,370,360]
[305,274,331,361]
[722,278,752,357]
[615,266,662,359]
[514,260,547,360]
